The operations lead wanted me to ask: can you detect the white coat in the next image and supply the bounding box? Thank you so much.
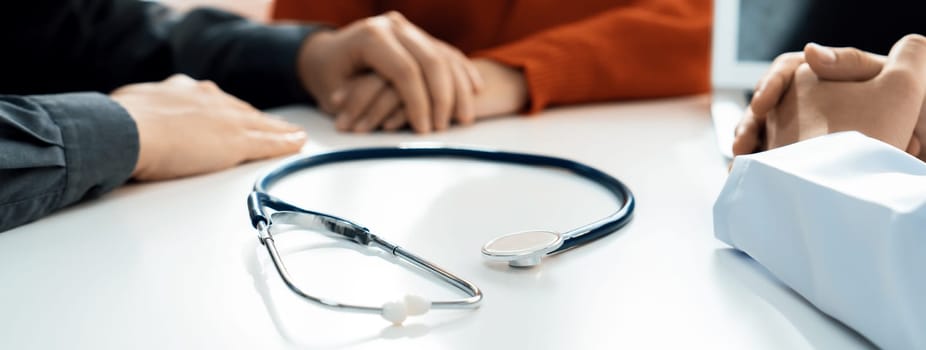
[714,132,926,349]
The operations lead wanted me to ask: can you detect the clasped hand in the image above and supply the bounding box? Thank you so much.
[298,12,527,134]
[733,34,926,158]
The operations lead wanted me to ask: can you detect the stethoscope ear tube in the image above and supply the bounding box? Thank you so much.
[251,145,635,256]
[247,191,269,229]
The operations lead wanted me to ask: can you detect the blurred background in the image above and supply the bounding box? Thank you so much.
[161,0,272,21]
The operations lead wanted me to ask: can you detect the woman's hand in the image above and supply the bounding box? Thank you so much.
[297,11,482,134]
[332,58,527,133]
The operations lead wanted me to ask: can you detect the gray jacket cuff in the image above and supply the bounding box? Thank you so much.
[33,92,139,204]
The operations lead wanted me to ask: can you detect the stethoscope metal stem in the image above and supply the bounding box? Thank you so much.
[255,210,482,314]
[259,220,380,313]
[387,243,483,309]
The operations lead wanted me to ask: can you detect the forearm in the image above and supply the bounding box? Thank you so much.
[0,94,138,232]
[471,59,529,118]
[0,0,321,108]
[474,0,711,113]
[714,132,926,349]
[169,8,323,108]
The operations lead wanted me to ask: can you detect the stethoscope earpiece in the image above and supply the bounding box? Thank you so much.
[381,294,432,325]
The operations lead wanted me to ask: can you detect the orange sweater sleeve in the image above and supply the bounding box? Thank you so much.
[475,0,712,113]
[271,0,376,27]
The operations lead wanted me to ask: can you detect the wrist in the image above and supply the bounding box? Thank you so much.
[110,94,151,179]
[472,58,528,118]
[297,30,335,104]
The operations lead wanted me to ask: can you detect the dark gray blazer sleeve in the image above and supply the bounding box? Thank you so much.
[1,0,323,108]
[0,93,138,232]
[0,1,324,232]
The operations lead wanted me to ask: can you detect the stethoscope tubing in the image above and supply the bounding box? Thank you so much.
[251,145,635,253]
[247,145,635,317]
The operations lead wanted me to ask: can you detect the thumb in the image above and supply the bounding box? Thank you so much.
[804,43,886,81]
[878,34,926,101]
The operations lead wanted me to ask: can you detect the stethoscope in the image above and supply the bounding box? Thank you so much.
[247,145,635,324]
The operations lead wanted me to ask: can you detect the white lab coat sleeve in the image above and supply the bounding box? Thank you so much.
[713,132,926,350]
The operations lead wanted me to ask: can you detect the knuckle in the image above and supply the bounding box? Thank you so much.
[166,73,193,85]
[843,47,864,61]
[794,62,814,77]
[394,62,420,80]
[386,11,406,22]
[359,28,390,48]
[793,63,816,83]
[773,52,803,66]
[198,80,218,90]
[899,34,926,49]
[360,18,387,37]
[878,67,919,89]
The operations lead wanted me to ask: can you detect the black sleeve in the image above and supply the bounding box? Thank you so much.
[0,93,138,232]
[0,0,322,108]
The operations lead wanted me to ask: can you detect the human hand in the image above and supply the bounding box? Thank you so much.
[734,37,926,156]
[328,43,484,133]
[297,11,483,134]
[111,74,307,181]
[744,35,926,155]
[333,58,528,133]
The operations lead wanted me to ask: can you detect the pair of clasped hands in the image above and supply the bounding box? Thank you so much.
[733,34,926,159]
[113,13,526,181]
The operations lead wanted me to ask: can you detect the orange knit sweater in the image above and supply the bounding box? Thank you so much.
[273,0,711,113]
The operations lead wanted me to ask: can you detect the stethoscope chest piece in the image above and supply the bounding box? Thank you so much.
[481,230,564,268]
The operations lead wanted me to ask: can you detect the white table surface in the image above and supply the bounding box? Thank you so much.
[0,96,874,349]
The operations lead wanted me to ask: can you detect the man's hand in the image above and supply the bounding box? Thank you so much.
[111,74,307,181]
[297,11,482,134]
[327,58,528,133]
[742,35,926,155]
[734,36,926,156]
